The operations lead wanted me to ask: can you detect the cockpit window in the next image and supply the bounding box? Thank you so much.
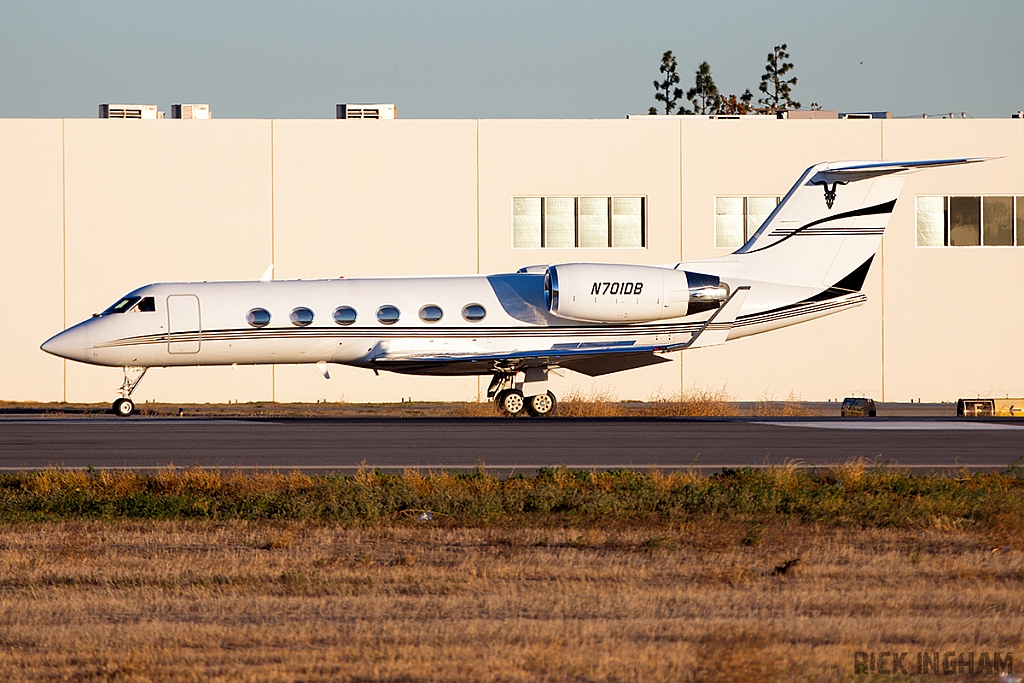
[103,296,141,315]
[136,297,156,312]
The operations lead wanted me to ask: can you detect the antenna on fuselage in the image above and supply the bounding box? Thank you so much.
[260,264,274,282]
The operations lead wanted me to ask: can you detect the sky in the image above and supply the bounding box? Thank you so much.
[0,0,1020,120]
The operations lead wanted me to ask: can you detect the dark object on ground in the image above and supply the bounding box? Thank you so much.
[841,397,876,417]
[774,558,801,574]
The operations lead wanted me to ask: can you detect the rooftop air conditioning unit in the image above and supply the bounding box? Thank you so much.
[171,104,211,119]
[839,111,892,120]
[99,104,160,119]
[336,103,396,120]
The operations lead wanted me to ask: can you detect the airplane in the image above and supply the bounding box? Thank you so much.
[41,158,986,417]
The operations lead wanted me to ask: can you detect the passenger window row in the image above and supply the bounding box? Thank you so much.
[245,304,487,328]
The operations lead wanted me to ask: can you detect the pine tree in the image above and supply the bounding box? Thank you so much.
[758,44,800,113]
[687,61,721,114]
[650,51,688,115]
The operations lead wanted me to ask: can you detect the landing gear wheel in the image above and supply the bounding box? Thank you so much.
[526,391,557,417]
[113,398,135,417]
[496,389,525,416]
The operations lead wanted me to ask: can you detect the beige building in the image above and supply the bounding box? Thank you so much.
[1,115,1022,404]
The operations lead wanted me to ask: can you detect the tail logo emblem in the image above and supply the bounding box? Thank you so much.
[812,180,849,210]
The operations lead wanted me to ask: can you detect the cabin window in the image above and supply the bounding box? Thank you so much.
[333,306,357,325]
[136,297,156,312]
[419,305,444,323]
[462,304,486,322]
[512,196,646,249]
[376,305,400,325]
[290,307,314,327]
[916,195,1024,247]
[246,308,271,327]
[103,296,140,315]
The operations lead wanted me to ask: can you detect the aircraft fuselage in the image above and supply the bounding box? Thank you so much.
[45,272,839,373]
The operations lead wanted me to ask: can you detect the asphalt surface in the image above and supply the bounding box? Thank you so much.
[1,416,1023,472]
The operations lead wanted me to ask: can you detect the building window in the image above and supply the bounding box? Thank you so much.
[512,197,541,248]
[512,196,646,248]
[715,196,780,248]
[915,196,946,246]
[984,196,1014,246]
[916,195,1024,246]
[949,196,981,246]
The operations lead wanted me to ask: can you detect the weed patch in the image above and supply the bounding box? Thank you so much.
[0,464,1022,539]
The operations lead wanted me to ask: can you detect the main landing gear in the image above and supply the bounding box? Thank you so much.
[112,366,148,417]
[487,369,557,418]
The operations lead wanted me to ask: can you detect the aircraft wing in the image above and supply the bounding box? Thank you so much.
[371,341,674,377]
[371,288,750,377]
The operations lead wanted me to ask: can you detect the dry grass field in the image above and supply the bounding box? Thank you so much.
[0,389,823,419]
[0,521,1021,682]
[0,466,1021,681]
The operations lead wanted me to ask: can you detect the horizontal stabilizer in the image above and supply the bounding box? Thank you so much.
[662,286,750,351]
[813,158,992,184]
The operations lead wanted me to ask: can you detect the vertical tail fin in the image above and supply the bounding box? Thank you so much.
[732,158,988,288]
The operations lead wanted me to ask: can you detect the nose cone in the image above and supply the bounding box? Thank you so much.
[41,325,90,362]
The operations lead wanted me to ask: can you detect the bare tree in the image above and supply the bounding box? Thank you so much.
[720,90,755,115]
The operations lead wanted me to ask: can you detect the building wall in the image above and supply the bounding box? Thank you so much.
[0,120,64,401]
[271,119,481,403]
[62,119,276,404]
[1,116,1021,404]
[881,121,1024,401]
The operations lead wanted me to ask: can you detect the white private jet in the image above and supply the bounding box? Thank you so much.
[42,158,984,417]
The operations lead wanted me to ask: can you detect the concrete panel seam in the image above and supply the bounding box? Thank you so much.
[62,118,67,403]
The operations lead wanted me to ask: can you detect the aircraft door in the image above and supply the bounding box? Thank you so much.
[167,295,201,354]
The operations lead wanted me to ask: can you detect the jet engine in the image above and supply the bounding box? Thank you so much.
[543,263,729,323]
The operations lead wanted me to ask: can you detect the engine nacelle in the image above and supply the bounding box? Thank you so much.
[543,263,729,323]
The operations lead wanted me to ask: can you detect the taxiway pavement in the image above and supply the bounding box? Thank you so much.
[0,416,1022,472]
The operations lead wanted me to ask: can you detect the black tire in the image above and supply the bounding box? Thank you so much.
[497,389,525,416]
[113,398,135,417]
[526,391,557,417]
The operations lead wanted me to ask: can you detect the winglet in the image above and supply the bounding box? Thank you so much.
[260,264,274,282]
[664,286,750,351]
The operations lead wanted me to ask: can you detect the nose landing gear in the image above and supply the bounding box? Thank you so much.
[112,366,148,417]
[486,369,557,418]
